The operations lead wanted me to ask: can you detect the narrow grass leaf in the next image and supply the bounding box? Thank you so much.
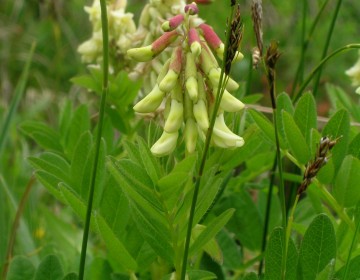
[333,155,360,208]
[0,42,35,157]
[282,110,311,164]
[7,256,35,280]
[300,214,336,280]
[189,209,235,256]
[34,255,64,280]
[294,92,317,144]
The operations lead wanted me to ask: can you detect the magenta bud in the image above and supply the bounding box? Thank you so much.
[184,2,199,15]
[198,23,222,50]
[188,28,202,57]
[162,14,185,31]
[152,30,179,56]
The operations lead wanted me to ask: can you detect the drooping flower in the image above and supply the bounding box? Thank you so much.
[345,51,360,88]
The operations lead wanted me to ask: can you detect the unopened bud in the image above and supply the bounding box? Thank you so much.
[151,131,179,156]
[199,46,218,75]
[161,14,184,31]
[184,118,198,154]
[193,100,209,130]
[127,45,154,62]
[198,23,222,50]
[159,47,182,92]
[133,84,165,113]
[185,2,199,15]
[185,52,198,101]
[164,99,184,133]
[188,28,202,57]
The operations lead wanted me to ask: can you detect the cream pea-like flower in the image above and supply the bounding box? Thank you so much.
[127,2,245,156]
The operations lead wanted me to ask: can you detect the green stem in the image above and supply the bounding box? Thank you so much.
[78,0,109,279]
[180,5,235,280]
[312,0,343,97]
[293,44,360,103]
[343,213,360,280]
[258,156,277,276]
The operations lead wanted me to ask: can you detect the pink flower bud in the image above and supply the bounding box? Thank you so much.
[159,47,182,92]
[188,28,202,57]
[152,29,179,56]
[161,14,185,32]
[185,2,199,15]
[198,23,222,50]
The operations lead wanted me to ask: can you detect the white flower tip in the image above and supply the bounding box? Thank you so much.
[150,131,178,156]
[159,70,179,92]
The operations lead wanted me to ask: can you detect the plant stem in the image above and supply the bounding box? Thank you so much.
[312,0,343,97]
[293,44,360,103]
[78,0,109,279]
[343,212,360,280]
[258,156,277,276]
[180,5,235,280]
[1,176,35,280]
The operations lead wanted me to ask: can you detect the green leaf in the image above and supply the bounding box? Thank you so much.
[217,230,242,269]
[162,270,217,280]
[71,74,101,93]
[189,209,235,256]
[7,256,35,280]
[294,92,317,144]
[95,214,137,271]
[87,258,112,280]
[34,255,64,280]
[107,157,173,262]
[62,273,78,280]
[264,228,298,280]
[29,152,72,186]
[322,109,350,173]
[300,214,336,280]
[249,109,275,144]
[70,131,93,194]
[221,190,263,251]
[136,136,162,183]
[334,255,360,280]
[333,155,360,208]
[276,92,294,149]
[315,259,335,280]
[34,170,65,202]
[20,121,63,152]
[349,133,360,159]
[65,105,90,158]
[282,110,310,164]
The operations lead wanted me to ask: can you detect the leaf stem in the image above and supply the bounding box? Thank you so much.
[78,0,109,279]
[312,0,343,97]
[1,176,35,280]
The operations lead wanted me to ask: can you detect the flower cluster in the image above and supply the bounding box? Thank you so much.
[345,51,360,94]
[77,0,136,70]
[127,2,245,156]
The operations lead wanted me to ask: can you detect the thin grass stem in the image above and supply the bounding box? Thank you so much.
[258,156,277,275]
[312,0,343,97]
[78,0,109,278]
[180,5,236,280]
[293,44,360,103]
